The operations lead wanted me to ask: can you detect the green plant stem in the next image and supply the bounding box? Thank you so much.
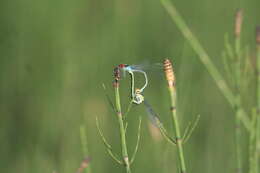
[114,85,131,173]
[235,107,242,173]
[160,0,251,130]
[249,109,257,173]
[80,125,92,173]
[256,44,260,173]
[234,37,242,173]
[168,86,186,173]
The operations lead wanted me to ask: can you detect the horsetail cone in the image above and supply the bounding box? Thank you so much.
[234,9,243,38]
[113,67,120,88]
[164,59,176,87]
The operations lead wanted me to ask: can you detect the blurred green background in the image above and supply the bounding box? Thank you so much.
[0,0,259,172]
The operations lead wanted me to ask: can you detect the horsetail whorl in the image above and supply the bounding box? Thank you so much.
[164,59,175,87]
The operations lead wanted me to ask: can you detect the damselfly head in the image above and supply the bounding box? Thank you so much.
[117,64,131,78]
[118,64,129,69]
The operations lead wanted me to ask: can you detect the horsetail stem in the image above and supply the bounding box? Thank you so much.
[255,26,260,173]
[113,67,131,173]
[76,157,91,173]
[234,9,243,173]
[164,59,187,173]
[79,126,92,173]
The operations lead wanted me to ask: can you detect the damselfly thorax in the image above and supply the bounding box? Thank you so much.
[118,64,148,93]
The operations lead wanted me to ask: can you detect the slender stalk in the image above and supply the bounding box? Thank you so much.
[255,26,260,173]
[96,117,123,164]
[130,117,142,164]
[164,59,186,173]
[113,67,131,173]
[169,87,186,173]
[235,107,242,173]
[249,109,257,173]
[234,9,243,172]
[160,0,251,130]
[80,125,92,173]
[76,157,91,173]
[256,122,260,173]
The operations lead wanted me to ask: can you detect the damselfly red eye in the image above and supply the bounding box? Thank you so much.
[118,64,128,68]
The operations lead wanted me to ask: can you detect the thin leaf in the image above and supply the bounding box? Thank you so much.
[124,100,134,120]
[158,123,177,145]
[221,51,235,88]
[130,117,142,164]
[96,117,123,164]
[182,121,192,141]
[224,33,234,60]
[183,115,200,143]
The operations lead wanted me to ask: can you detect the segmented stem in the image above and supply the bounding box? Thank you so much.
[113,71,131,173]
[164,59,187,173]
[255,26,260,173]
[234,9,243,172]
[79,126,92,173]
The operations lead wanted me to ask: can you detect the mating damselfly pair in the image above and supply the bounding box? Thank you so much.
[117,63,163,104]
[115,62,168,127]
